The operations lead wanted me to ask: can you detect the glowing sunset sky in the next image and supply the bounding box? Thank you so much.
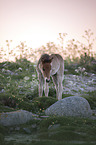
[0,0,96,49]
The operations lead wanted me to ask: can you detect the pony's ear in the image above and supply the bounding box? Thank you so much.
[41,58,45,64]
[49,57,53,63]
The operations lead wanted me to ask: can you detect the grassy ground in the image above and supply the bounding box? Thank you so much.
[0,58,96,145]
[1,116,96,145]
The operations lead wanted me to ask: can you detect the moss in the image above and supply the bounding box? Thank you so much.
[15,96,57,114]
[0,105,17,113]
[17,101,35,112]
[62,94,73,98]
[32,97,57,111]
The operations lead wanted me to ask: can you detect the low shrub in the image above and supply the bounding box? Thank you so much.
[83,90,96,109]
[32,97,57,112]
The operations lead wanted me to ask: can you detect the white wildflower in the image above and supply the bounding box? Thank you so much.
[81,67,86,72]
[33,64,37,68]
[32,74,36,78]
[80,88,84,91]
[78,67,82,71]
[88,79,94,84]
[2,68,5,72]
[69,81,73,85]
[75,69,79,73]
[6,83,10,86]
[18,85,23,88]
[24,76,30,81]
[30,82,33,86]
[18,67,22,71]
[91,73,95,76]
[7,76,11,79]
[84,72,88,75]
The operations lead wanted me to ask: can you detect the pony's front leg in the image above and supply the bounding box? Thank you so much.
[44,80,49,97]
[38,74,43,97]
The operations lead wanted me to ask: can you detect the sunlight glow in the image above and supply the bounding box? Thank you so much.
[0,0,96,62]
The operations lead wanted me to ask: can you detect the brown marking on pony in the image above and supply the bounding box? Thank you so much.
[37,54,64,100]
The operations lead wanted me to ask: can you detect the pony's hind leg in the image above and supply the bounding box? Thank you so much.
[58,76,63,100]
[52,74,59,99]
[52,74,63,100]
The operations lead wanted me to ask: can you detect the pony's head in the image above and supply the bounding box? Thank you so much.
[41,56,53,83]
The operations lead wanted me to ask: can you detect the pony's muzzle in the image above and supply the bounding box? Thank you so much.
[46,79,50,83]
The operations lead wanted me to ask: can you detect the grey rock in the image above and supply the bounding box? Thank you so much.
[45,96,92,118]
[0,110,40,126]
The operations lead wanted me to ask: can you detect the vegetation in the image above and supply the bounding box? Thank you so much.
[0,29,96,144]
[82,90,96,109]
[0,116,96,145]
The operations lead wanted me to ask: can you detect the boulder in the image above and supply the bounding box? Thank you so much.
[0,110,41,126]
[45,96,92,118]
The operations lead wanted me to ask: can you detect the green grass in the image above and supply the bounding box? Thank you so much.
[82,90,96,109]
[1,116,96,145]
[0,94,57,113]
[2,141,96,145]
[64,56,96,74]
[36,116,96,144]
[0,58,96,145]
[0,58,96,113]
[0,104,17,113]
[0,58,72,114]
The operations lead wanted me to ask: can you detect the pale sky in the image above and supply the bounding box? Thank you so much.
[0,0,96,49]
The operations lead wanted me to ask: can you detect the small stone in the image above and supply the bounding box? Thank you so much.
[31,124,37,129]
[15,127,20,131]
[9,127,14,132]
[48,124,60,130]
[23,128,31,134]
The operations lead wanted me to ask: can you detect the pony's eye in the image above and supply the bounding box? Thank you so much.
[43,68,45,71]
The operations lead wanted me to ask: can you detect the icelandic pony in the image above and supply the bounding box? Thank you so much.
[37,54,64,100]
